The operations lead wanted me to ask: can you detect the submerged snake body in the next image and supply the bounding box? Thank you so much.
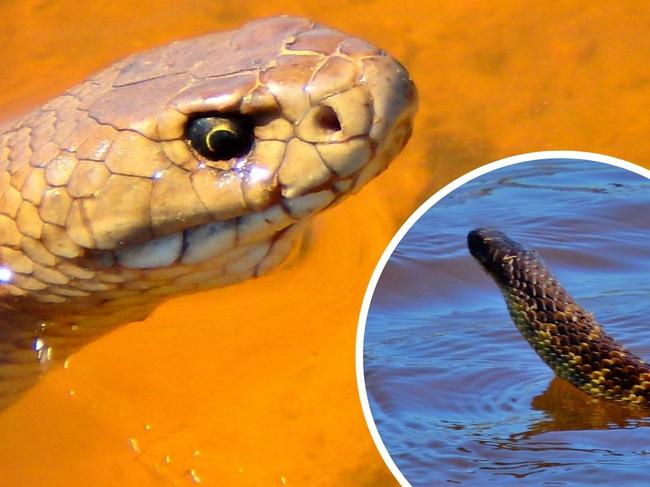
[0,16,417,404]
[468,228,650,404]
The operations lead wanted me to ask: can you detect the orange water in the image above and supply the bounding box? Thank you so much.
[1,1,650,485]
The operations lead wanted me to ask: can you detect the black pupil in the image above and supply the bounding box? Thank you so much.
[208,128,240,159]
[187,116,252,161]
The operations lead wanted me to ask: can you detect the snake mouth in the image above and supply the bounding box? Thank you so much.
[110,199,307,271]
[103,162,349,272]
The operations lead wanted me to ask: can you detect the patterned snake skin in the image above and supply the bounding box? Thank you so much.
[0,16,417,406]
[468,228,650,405]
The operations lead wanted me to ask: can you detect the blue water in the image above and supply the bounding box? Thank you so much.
[363,159,650,486]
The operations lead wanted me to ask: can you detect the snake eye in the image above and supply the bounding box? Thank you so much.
[186,115,253,161]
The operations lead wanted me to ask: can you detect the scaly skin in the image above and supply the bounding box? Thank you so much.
[468,228,650,405]
[0,16,417,406]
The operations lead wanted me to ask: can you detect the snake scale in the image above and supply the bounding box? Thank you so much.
[468,228,650,405]
[0,16,417,406]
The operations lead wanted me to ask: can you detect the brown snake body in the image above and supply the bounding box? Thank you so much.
[0,16,417,406]
[469,228,650,405]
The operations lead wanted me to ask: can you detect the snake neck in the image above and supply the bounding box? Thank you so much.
[468,228,650,405]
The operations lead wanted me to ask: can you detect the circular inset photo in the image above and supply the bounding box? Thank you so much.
[357,152,650,486]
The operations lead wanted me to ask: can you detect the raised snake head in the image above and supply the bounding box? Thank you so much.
[0,16,417,325]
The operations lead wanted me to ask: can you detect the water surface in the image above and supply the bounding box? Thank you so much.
[364,159,650,486]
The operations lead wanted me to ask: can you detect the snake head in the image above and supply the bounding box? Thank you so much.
[467,228,536,286]
[0,16,417,315]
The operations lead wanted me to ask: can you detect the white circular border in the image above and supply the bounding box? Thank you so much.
[355,150,650,486]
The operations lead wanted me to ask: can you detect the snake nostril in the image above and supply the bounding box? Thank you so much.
[315,106,341,133]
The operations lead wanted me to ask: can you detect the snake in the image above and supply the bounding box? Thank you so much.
[468,228,650,405]
[0,16,417,407]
